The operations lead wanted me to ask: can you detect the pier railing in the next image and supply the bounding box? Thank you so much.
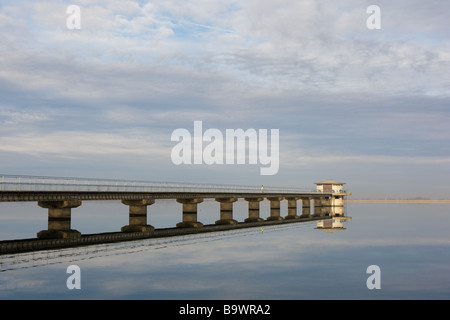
[0,174,319,194]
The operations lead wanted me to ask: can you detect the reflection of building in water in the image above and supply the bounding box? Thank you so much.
[316,216,352,233]
[314,203,352,232]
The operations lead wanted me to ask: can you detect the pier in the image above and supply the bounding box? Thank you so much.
[0,175,350,254]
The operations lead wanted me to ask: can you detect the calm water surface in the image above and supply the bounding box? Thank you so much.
[0,201,449,299]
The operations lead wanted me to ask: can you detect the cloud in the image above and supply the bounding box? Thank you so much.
[0,108,48,126]
[289,153,450,166]
[2,1,449,99]
[0,130,169,159]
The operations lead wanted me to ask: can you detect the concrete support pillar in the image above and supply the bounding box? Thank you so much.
[285,197,300,220]
[121,199,155,233]
[301,197,312,218]
[321,196,332,207]
[37,200,82,239]
[215,198,238,225]
[313,197,322,217]
[266,197,284,221]
[313,197,329,217]
[176,198,204,228]
[332,196,344,207]
[314,197,322,208]
[244,197,264,222]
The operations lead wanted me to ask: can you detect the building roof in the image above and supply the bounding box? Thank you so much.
[314,179,346,185]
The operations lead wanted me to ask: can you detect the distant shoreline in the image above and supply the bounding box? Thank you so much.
[345,199,450,203]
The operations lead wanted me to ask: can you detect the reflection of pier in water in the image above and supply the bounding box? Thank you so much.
[0,222,316,272]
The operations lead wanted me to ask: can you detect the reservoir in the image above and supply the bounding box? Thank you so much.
[0,200,449,299]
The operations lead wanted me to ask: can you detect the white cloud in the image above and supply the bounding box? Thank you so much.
[2,0,449,95]
[291,154,450,166]
[0,130,169,158]
[0,108,48,126]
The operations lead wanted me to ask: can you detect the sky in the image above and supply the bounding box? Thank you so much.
[0,0,449,199]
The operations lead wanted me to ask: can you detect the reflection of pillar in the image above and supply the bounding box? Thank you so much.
[121,199,155,232]
[322,207,332,216]
[176,198,204,228]
[215,198,238,225]
[285,197,299,219]
[314,206,327,217]
[332,206,344,217]
[301,197,312,218]
[267,197,284,221]
[244,197,264,222]
[37,200,82,239]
